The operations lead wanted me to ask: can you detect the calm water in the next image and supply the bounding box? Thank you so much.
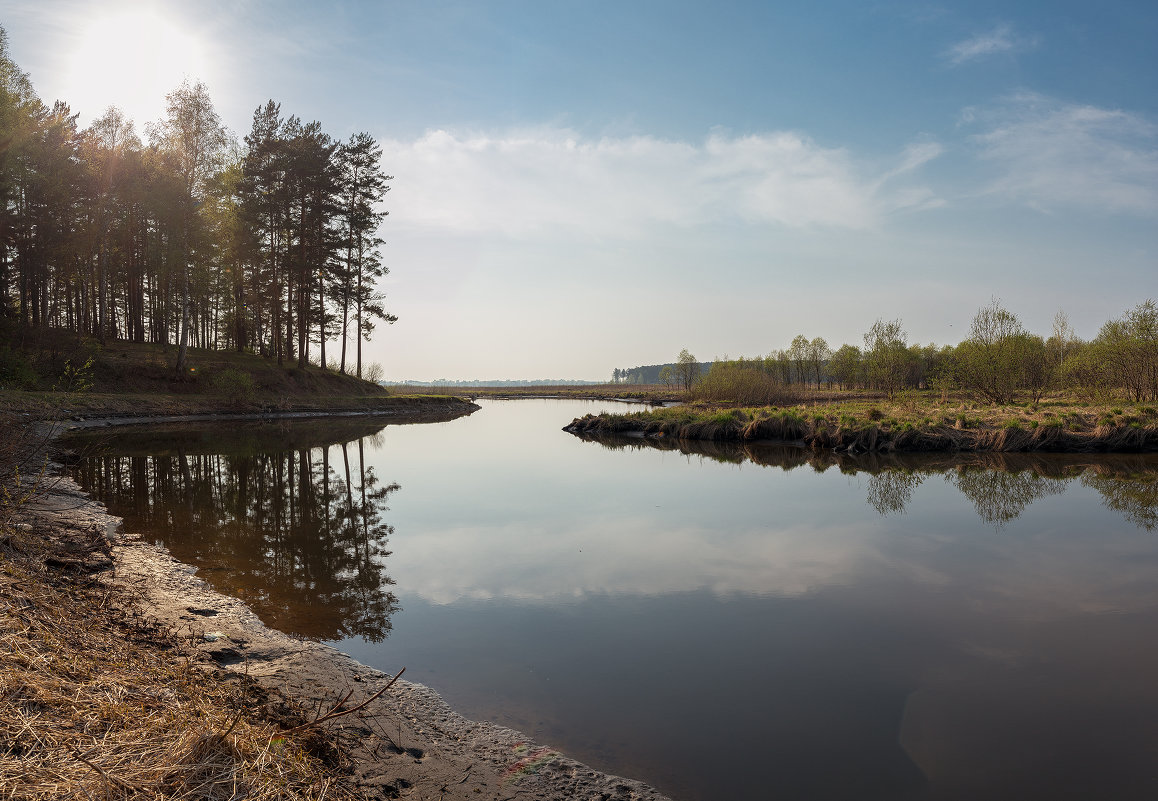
[63,399,1158,801]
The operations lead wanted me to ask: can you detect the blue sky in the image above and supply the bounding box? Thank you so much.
[2,0,1155,379]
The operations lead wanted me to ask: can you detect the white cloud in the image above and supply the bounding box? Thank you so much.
[392,516,879,605]
[379,128,942,238]
[946,24,1036,65]
[968,93,1158,215]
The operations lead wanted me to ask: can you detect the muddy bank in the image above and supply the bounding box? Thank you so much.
[6,405,672,800]
[14,393,482,427]
[564,412,1158,454]
[450,389,676,405]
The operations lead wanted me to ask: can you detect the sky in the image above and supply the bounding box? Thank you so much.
[1,0,1155,380]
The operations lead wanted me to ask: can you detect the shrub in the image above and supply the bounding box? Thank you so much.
[363,362,385,383]
[692,363,798,406]
[52,357,94,393]
[0,347,40,390]
[866,408,884,421]
[209,368,256,403]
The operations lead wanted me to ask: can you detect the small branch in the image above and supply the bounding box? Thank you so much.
[276,667,405,738]
[218,706,246,738]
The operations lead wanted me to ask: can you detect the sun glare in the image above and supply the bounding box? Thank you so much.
[64,7,210,128]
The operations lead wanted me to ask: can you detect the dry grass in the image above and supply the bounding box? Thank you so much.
[0,414,53,533]
[0,535,362,801]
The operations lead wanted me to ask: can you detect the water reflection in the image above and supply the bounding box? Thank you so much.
[571,432,1158,530]
[62,420,401,640]
[948,467,1068,528]
[865,470,926,516]
[1082,467,1158,531]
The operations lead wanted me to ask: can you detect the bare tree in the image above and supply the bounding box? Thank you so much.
[863,318,911,398]
[807,337,831,390]
[675,348,700,392]
[955,299,1039,404]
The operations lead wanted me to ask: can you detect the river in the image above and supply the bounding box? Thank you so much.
[62,398,1158,800]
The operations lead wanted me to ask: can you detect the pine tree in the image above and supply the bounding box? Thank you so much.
[334,132,394,378]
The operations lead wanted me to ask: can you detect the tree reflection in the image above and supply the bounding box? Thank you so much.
[865,470,926,516]
[1082,467,1158,532]
[571,430,1158,530]
[946,467,1068,528]
[68,425,400,641]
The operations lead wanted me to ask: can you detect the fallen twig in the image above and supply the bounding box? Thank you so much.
[276,667,405,738]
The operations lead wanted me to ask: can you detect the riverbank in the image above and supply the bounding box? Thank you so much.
[564,397,1158,453]
[0,388,480,422]
[0,404,671,801]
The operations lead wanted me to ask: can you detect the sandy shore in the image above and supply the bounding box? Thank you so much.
[22,407,672,801]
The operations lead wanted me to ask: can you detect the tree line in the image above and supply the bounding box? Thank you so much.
[673,298,1158,405]
[0,28,394,378]
[612,357,713,387]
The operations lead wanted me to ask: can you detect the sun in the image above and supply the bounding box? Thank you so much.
[63,7,210,128]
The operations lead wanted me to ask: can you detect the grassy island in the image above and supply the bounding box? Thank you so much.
[565,394,1158,453]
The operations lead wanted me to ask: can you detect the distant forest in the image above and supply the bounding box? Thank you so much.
[0,27,392,378]
[639,300,1158,406]
[389,379,601,387]
[613,362,713,385]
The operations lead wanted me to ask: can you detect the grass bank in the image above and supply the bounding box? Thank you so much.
[0,335,476,421]
[563,393,1158,453]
